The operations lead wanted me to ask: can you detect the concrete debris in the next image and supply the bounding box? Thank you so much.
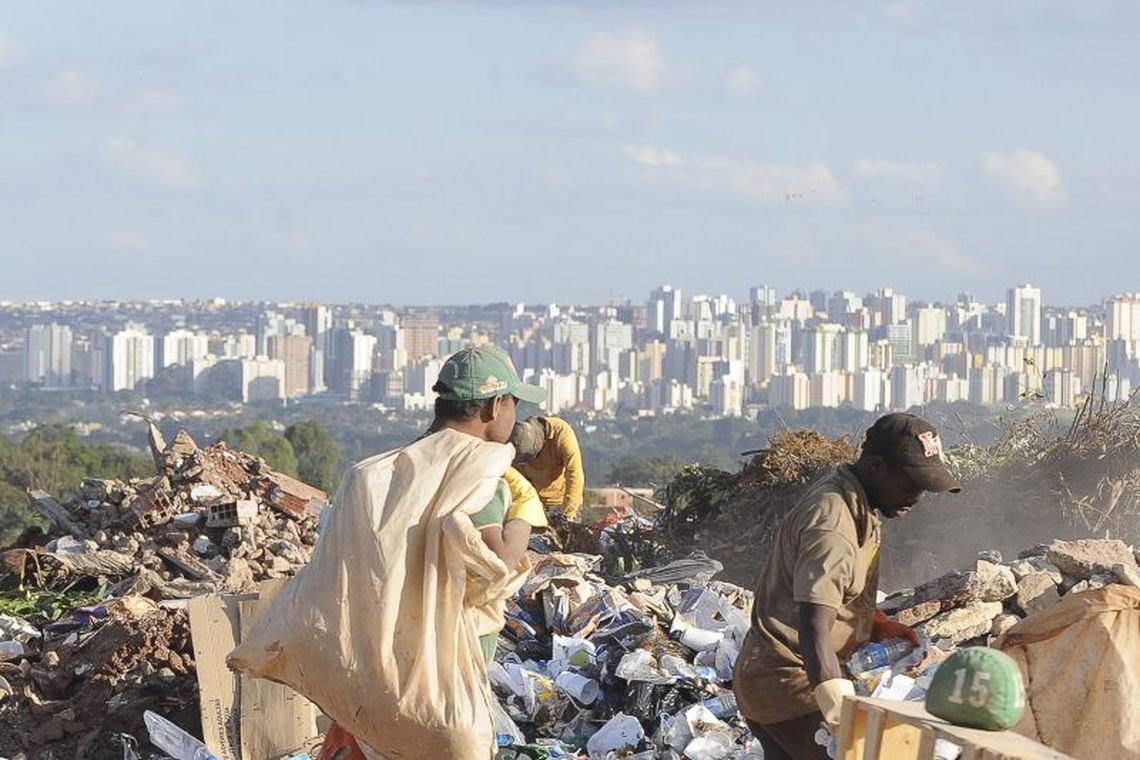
[916,601,1004,647]
[1046,538,1139,580]
[1014,572,1062,617]
[1007,556,1063,584]
[990,613,1020,637]
[3,428,324,603]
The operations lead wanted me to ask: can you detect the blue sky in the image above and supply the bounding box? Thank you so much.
[1,1,1137,306]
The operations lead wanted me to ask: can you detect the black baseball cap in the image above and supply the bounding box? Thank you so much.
[862,413,961,494]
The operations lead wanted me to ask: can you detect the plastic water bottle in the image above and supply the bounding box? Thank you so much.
[848,638,913,675]
[144,711,217,760]
[703,692,738,719]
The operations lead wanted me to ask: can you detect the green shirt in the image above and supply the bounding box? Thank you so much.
[470,479,509,529]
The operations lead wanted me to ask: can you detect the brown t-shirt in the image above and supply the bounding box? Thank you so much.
[733,465,881,725]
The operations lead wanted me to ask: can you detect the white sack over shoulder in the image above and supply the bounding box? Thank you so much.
[227,429,528,759]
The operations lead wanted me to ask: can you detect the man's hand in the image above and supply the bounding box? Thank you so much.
[813,678,855,730]
[871,608,919,647]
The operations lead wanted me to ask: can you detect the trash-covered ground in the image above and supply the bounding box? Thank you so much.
[1,399,1139,758]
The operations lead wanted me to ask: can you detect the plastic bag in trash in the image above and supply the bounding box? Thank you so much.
[586,713,645,759]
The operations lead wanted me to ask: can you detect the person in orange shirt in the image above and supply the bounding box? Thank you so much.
[510,415,586,520]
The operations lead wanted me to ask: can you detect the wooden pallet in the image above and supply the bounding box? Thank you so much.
[836,696,1075,760]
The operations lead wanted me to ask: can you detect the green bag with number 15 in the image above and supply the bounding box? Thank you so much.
[926,647,1026,731]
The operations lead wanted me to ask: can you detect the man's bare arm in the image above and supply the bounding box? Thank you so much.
[798,602,843,686]
[479,519,532,569]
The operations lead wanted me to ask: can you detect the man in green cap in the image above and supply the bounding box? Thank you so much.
[314,345,549,760]
[427,345,550,658]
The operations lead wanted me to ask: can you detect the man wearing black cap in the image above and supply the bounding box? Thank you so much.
[733,413,960,760]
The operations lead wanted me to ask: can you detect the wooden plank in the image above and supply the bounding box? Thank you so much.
[879,715,926,759]
[238,579,321,760]
[863,706,885,760]
[958,747,980,760]
[188,593,245,760]
[849,699,1077,760]
[837,698,859,760]
[27,490,87,539]
[844,704,870,760]
[917,729,938,760]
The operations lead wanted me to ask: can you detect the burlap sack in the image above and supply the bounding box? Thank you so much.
[996,584,1140,759]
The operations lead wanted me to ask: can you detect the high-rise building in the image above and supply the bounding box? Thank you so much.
[23,323,73,388]
[402,312,440,362]
[593,319,634,372]
[1106,294,1140,342]
[159,329,209,369]
[267,334,313,398]
[803,323,843,374]
[302,302,333,387]
[239,357,286,403]
[770,368,810,410]
[102,324,155,392]
[331,329,377,399]
[912,306,948,350]
[647,285,683,335]
[1006,284,1043,345]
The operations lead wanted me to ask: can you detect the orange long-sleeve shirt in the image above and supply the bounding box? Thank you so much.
[515,416,585,519]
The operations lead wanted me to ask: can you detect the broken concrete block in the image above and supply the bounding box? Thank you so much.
[1112,562,1140,589]
[977,550,1002,564]
[909,561,1017,610]
[916,601,1003,647]
[1067,580,1090,595]
[1046,539,1138,580]
[1007,556,1062,584]
[895,600,942,627]
[1014,572,1060,616]
[991,613,1020,637]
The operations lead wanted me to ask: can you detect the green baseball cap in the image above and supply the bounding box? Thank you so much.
[435,346,547,404]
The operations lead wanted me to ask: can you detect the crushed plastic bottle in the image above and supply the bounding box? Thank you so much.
[702,692,738,720]
[144,710,217,760]
[847,638,914,675]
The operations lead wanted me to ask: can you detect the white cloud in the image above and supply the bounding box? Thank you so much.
[727,65,762,96]
[569,31,663,92]
[982,149,1066,204]
[102,137,202,191]
[853,158,942,182]
[0,31,24,69]
[42,70,106,108]
[129,86,187,114]
[105,231,151,255]
[624,144,846,204]
[624,144,683,168]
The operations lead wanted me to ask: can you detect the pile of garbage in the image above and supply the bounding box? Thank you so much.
[489,547,764,759]
[2,410,1139,759]
[0,423,326,758]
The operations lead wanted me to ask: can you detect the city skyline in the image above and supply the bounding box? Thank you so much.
[2,3,1138,305]
[8,281,1140,418]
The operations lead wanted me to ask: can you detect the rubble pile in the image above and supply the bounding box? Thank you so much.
[8,423,325,600]
[0,423,326,758]
[881,539,1140,649]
